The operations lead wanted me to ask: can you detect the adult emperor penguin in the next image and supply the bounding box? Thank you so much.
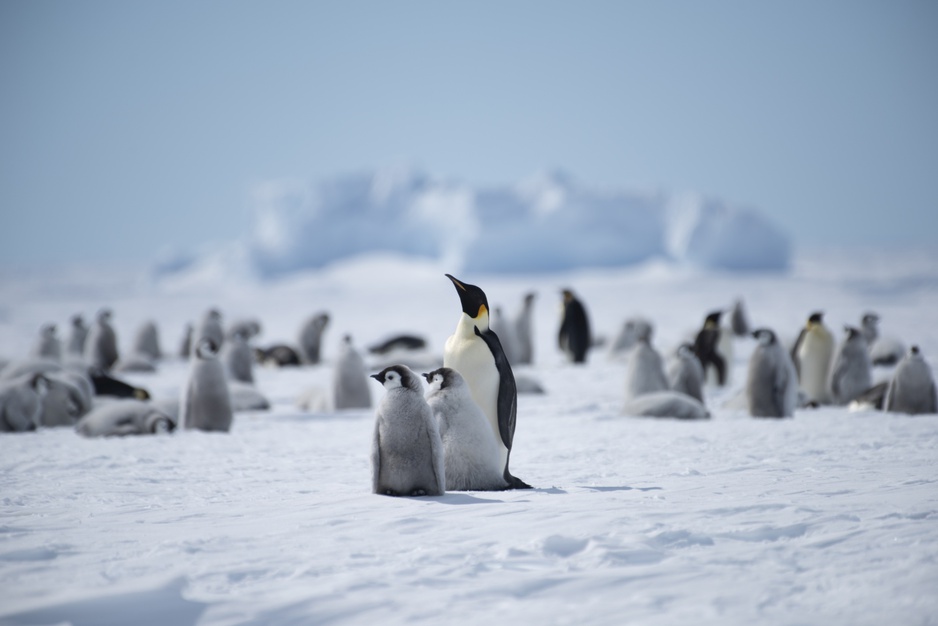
[828,326,873,406]
[623,338,669,401]
[332,335,371,410]
[370,365,445,496]
[180,338,233,432]
[730,299,751,337]
[76,399,175,437]
[513,292,537,366]
[558,288,591,363]
[298,312,330,365]
[747,328,799,418]
[32,324,62,361]
[86,309,119,371]
[791,311,835,405]
[66,314,88,357]
[667,343,705,403]
[693,311,728,386]
[443,274,531,489]
[424,367,506,491]
[883,346,937,415]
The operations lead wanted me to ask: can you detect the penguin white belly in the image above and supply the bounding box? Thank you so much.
[444,333,507,469]
[798,336,833,404]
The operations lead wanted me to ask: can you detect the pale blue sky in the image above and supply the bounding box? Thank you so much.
[1,1,936,266]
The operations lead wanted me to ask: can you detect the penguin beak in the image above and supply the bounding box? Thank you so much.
[369,373,383,382]
[421,372,431,382]
[446,274,467,292]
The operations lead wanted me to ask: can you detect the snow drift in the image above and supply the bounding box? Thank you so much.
[151,168,791,281]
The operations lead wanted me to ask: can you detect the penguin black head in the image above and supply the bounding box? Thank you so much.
[561,289,577,304]
[910,345,920,356]
[861,312,879,326]
[422,367,457,390]
[752,328,777,346]
[71,314,84,327]
[703,310,723,329]
[807,311,824,325]
[446,274,489,320]
[97,308,112,322]
[371,364,421,392]
[843,325,861,340]
[195,338,219,359]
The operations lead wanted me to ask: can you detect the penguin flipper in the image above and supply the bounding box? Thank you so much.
[424,421,446,495]
[371,423,382,494]
[475,327,517,450]
[791,328,807,378]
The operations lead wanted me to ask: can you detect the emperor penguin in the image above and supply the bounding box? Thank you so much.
[179,323,193,359]
[332,335,372,410]
[32,324,62,361]
[423,367,506,491]
[558,288,591,363]
[66,314,88,357]
[132,320,162,361]
[693,311,728,386]
[227,318,262,341]
[623,339,669,401]
[370,365,445,496]
[193,309,224,356]
[76,399,175,437]
[513,292,537,366]
[861,313,906,366]
[667,343,705,403]
[180,338,233,432]
[623,391,709,420]
[860,312,879,345]
[0,373,47,432]
[747,328,799,418]
[828,326,873,406]
[883,346,937,415]
[86,309,119,371]
[791,311,835,405]
[730,299,751,337]
[443,274,531,489]
[298,312,330,365]
[222,328,255,384]
[610,317,654,358]
[490,306,520,366]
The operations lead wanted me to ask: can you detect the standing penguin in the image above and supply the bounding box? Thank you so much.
[791,311,835,405]
[66,314,88,357]
[424,367,506,491]
[828,326,873,406]
[32,324,62,361]
[747,328,799,418]
[370,365,445,496]
[861,312,906,366]
[222,329,255,385]
[883,346,937,415]
[623,339,669,401]
[610,317,654,358]
[443,274,531,489]
[513,292,537,366]
[667,343,705,403]
[558,288,591,364]
[298,312,330,365]
[86,309,119,371]
[730,299,751,337]
[193,309,224,356]
[693,311,728,387]
[332,335,371,410]
[179,338,233,432]
[490,306,520,366]
[860,312,879,345]
[132,320,162,361]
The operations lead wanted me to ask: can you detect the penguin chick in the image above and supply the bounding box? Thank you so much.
[370,365,445,497]
[610,317,654,358]
[444,274,530,489]
[693,311,728,386]
[791,311,835,405]
[193,309,224,357]
[86,309,119,371]
[298,312,330,365]
[730,299,751,337]
[623,339,669,401]
[860,312,879,345]
[513,292,537,366]
[623,391,710,420]
[883,346,937,415]
[667,343,705,403]
[424,367,506,491]
[490,306,520,366]
[222,329,255,384]
[0,373,47,432]
[332,335,371,410]
[66,314,88,357]
[828,326,873,405]
[179,323,193,359]
[32,324,62,361]
[558,288,591,363]
[180,338,233,432]
[132,320,162,361]
[747,328,798,418]
[76,399,175,437]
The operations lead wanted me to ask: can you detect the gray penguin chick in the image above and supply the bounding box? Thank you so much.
[747,328,799,418]
[0,373,47,432]
[222,329,255,385]
[513,292,536,366]
[32,324,62,361]
[180,338,233,432]
[883,346,937,415]
[298,312,330,365]
[828,326,873,405]
[624,339,669,401]
[667,343,705,403]
[424,367,506,491]
[132,320,162,361]
[332,335,371,410]
[86,309,119,371]
[66,314,88,357]
[370,365,445,497]
[76,399,175,437]
[192,309,224,357]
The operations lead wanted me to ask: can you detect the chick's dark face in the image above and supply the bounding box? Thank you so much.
[446,274,489,319]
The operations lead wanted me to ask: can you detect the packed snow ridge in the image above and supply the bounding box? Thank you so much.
[153,167,792,280]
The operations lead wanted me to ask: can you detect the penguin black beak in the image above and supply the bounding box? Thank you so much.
[370,373,382,382]
[421,372,431,382]
[445,274,466,292]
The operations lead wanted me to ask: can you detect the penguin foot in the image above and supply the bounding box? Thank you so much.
[504,474,533,490]
[409,488,428,497]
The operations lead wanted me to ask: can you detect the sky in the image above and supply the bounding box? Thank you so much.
[1,0,936,267]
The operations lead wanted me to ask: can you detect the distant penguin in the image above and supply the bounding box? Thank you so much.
[75,399,175,437]
[747,328,799,418]
[86,309,119,371]
[444,274,530,489]
[298,312,330,365]
[861,313,906,367]
[179,323,193,359]
[32,324,62,361]
[828,326,873,406]
[623,391,710,420]
[558,288,591,364]
[368,334,427,355]
[0,373,47,432]
[424,367,506,491]
[693,311,728,387]
[193,309,224,356]
[623,339,669,401]
[860,312,879,345]
[38,373,88,427]
[132,320,162,361]
[370,365,445,497]
[730,299,751,337]
[180,338,233,432]
[255,344,302,367]
[89,368,150,400]
[227,318,262,341]
[883,346,937,415]
[667,343,705,403]
[66,314,88,357]
[222,329,255,384]
[228,381,271,412]
[610,317,654,357]
[513,292,537,366]
[791,311,835,405]
[332,335,371,410]
[490,306,520,365]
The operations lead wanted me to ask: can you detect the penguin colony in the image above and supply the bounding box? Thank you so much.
[2,275,935,502]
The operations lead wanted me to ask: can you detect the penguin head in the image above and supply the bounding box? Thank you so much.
[422,367,462,394]
[561,289,577,305]
[446,274,490,325]
[371,365,421,392]
[703,310,723,330]
[195,338,219,359]
[843,326,861,341]
[861,312,879,327]
[71,314,84,328]
[910,345,921,357]
[752,328,777,346]
[30,373,50,396]
[40,323,57,338]
[97,308,112,323]
[524,292,536,305]
[806,311,824,327]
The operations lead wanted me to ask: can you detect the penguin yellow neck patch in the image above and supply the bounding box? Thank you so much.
[476,304,488,319]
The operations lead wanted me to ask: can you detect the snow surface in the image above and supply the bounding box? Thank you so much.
[151,168,792,280]
[2,249,938,626]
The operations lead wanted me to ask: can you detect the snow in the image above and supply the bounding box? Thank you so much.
[151,168,791,281]
[2,249,938,625]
